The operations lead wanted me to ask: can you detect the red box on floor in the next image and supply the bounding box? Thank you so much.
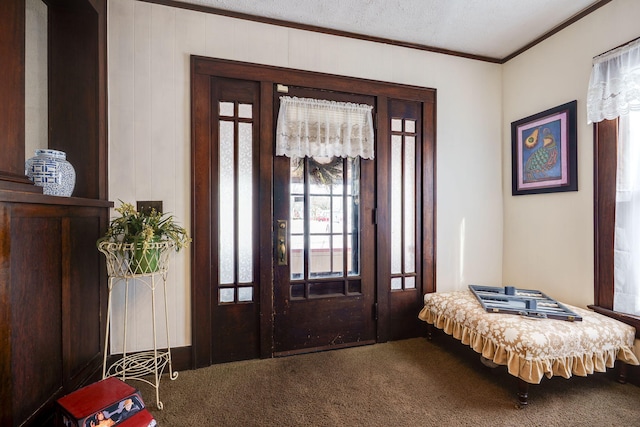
[118,409,156,427]
[56,377,154,427]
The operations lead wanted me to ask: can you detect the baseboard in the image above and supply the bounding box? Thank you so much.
[105,346,193,373]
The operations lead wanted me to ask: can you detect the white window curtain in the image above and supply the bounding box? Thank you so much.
[587,39,640,124]
[276,96,375,159]
[587,39,640,316]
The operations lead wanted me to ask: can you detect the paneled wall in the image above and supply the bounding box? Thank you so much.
[0,198,109,426]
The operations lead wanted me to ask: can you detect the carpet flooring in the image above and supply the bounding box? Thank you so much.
[132,335,640,426]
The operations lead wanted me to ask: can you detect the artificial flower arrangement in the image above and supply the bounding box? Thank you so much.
[97,201,191,274]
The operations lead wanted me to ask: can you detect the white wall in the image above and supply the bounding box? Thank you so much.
[502,0,640,308]
[108,0,503,351]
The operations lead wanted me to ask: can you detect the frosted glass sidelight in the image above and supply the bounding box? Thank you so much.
[405,276,416,289]
[238,103,252,119]
[219,120,235,285]
[390,117,420,291]
[238,122,253,283]
[391,135,402,275]
[219,102,234,117]
[238,286,253,302]
[404,136,416,274]
[405,120,416,133]
[220,288,234,303]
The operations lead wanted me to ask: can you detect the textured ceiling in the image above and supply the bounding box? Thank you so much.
[171,0,605,60]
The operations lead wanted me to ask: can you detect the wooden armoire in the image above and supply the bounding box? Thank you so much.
[0,0,111,425]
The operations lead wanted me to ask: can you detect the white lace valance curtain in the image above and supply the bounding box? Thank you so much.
[587,38,640,124]
[276,96,375,159]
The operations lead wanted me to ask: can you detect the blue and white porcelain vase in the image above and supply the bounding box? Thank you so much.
[25,149,76,197]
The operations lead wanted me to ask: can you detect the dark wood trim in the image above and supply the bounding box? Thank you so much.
[96,0,109,200]
[258,81,274,359]
[190,67,213,369]
[273,339,376,358]
[0,204,12,427]
[106,345,193,373]
[1,1,109,424]
[1,0,108,199]
[169,345,192,372]
[588,305,640,339]
[193,57,436,104]
[142,0,611,64]
[0,0,25,180]
[593,34,640,59]
[592,119,640,338]
[48,0,108,200]
[593,119,617,309]
[142,0,500,63]
[502,0,613,63]
[0,190,113,207]
[422,99,437,294]
[192,56,436,364]
[375,96,391,342]
[0,174,42,194]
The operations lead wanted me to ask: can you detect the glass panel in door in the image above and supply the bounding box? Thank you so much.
[290,157,360,286]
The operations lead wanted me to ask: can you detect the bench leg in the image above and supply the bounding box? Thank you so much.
[618,362,628,384]
[516,379,529,408]
[426,323,434,340]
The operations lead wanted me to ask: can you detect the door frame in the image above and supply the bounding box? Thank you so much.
[191,56,436,368]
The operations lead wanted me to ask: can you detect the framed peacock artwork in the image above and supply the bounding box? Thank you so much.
[511,100,577,195]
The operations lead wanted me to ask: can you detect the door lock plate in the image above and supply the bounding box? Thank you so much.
[277,220,287,265]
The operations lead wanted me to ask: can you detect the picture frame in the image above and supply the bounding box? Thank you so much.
[511,100,577,195]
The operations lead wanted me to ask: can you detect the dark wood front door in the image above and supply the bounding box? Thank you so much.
[272,88,377,355]
[191,57,436,368]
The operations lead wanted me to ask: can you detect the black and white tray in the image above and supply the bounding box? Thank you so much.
[468,284,582,322]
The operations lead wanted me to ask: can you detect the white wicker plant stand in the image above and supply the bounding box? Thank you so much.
[98,240,179,410]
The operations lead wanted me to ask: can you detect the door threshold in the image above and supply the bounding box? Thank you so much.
[273,339,376,358]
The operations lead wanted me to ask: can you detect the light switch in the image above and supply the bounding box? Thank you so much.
[137,200,163,215]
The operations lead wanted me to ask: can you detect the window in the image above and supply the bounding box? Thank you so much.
[390,117,418,291]
[594,117,640,329]
[218,100,255,304]
[611,111,640,315]
[590,38,640,329]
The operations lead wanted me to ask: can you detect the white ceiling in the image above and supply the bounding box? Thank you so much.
[172,0,606,61]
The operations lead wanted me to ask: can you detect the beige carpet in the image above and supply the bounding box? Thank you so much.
[132,336,640,426]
